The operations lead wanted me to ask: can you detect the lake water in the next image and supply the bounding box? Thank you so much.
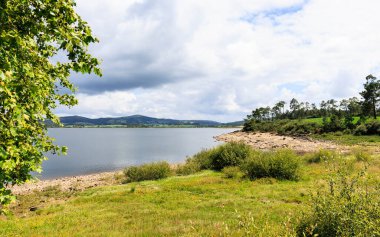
[37,128,236,179]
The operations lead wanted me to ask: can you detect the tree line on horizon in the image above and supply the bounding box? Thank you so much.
[247,75,380,122]
[244,75,380,135]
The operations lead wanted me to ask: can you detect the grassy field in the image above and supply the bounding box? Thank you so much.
[312,133,380,145]
[1,154,379,236]
[300,117,380,145]
[304,116,380,125]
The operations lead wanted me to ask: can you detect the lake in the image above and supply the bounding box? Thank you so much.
[37,128,236,179]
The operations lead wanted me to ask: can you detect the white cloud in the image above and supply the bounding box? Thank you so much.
[57,0,380,122]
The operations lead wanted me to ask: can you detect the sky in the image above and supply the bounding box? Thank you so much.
[56,0,380,122]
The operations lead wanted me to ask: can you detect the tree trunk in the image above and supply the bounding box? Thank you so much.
[373,98,377,119]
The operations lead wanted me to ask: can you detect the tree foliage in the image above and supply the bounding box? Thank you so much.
[243,75,380,135]
[0,0,101,210]
[360,74,380,119]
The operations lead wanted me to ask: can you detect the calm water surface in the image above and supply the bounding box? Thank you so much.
[38,128,236,179]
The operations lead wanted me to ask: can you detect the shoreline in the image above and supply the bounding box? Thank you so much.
[214,131,351,153]
[11,170,123,195]
[11,130,353,195]
[11,164,182,195]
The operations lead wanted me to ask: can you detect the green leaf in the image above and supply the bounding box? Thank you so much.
[0,0,101,210]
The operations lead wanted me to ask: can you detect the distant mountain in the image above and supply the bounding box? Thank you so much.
[223,120,244,126]
[55,115,242,127]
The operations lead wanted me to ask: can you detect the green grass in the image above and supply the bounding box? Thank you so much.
[312,133,380,145]
[1,156,379,236]
[301,117,380,145]
[304,116,380,125]
[304,117,324,124]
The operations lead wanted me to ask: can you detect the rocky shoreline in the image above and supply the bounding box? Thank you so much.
[215,131,351,154]
[11,170,123,195]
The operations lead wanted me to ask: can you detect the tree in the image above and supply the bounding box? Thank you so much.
[271,105,281,119]
[340,99,349,113]
[326,99,338,116]
[304,102,310,117]
[290,98,300,119]
[360,75,380,119]
[311,103,318,117]
[275,101,286,117]
[320,100,327,117]
[347,97,361,116]
[0,1,101,210]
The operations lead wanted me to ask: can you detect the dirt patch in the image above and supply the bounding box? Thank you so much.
[11,170,123,195]
[215,131,351,154]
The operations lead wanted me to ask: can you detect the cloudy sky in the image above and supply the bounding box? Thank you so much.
[56,0,380,122]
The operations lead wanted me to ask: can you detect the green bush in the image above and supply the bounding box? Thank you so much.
[334,131,344,136]
[364,119,380,135]
[123,161,171,183]
[306,149,338,163]
[353,124,368,135]
[279,120,322,135]
[243,119,290,133]
[296,167,380,237]
[175,158,202,176]
[242,149,301,180]
[322,115,346,133]
[210,142,252,171]
[189,148,218,170]
[245,119,322,136]
[352,148,372,162]
[222,166,243,179]
[177,142,253,175]
[175,147,220,175]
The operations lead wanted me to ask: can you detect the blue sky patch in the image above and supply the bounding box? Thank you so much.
[279,82,307,93]
[241,1,309,25]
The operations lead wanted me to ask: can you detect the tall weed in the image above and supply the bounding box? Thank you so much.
[306,149,338,163]
[297,164,380,237]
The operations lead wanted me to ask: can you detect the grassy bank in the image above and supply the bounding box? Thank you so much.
[1,148,379,236]
[244,116,380,139]
[311,133,380,145]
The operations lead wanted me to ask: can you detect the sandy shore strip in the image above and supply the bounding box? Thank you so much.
[11,170,123,195]
[11,164,179,195]
[215,131,351,154]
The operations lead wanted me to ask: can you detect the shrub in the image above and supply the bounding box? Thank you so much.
[177,142,253,174]
[306,149,338,163]
[352,148,372,162]
[277,120,322,135]
[210,142,253,171]
[123,161,171,183]
[364,119,380,135]
[222,166,243,179]
[296,167,380,237]
[175,158,202,176]
[322,115,345,133]
[353,124,368,135]
[175,147,220,175]
[343,128,352,134]
[242,149,301,180]
[344,115,355,130]
[244,119,292,133]
[189,148,218,170]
